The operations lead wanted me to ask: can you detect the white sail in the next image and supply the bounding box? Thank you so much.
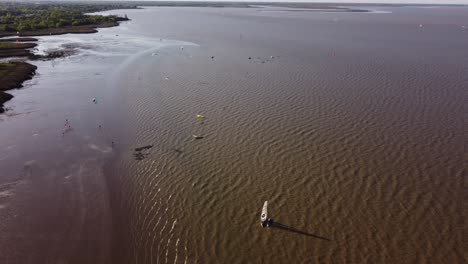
[261,201,268,222]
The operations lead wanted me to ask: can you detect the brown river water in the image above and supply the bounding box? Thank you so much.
[0,5,466,264]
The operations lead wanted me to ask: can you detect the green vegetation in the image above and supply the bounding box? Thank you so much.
[0,42,17,48]
[0,2,133,33]
[0,41,37,58]
[0,42,35,49]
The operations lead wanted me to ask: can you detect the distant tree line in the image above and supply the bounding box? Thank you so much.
[0,3,132,32]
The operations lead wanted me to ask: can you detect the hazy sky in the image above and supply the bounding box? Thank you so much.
[260,0,468,3]
[276,0,468,3]
[131,0,468,4]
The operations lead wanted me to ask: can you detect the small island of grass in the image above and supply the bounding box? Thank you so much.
[0,62,37,112]
[0,41,37,58]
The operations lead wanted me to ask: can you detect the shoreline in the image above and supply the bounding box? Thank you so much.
[0,20,128,113]
[0,62,37,113]
[0,21,126,38]
[0,15,135,262]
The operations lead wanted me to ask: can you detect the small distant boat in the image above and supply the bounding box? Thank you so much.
[192,135,204,139]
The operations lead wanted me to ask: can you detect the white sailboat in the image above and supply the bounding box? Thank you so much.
[261,201,268,227]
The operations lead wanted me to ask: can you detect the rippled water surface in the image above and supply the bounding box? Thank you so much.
[0,5,466,264]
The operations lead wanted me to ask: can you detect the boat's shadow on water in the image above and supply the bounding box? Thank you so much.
[269,221,331,241]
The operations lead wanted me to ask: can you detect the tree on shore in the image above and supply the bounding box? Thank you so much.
[0,3,131,33]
